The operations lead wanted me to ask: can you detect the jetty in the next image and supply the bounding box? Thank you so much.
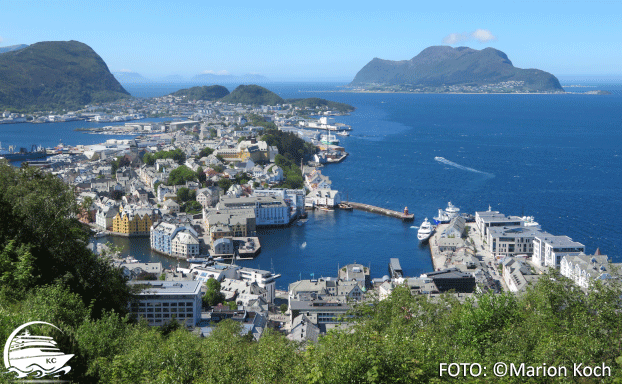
[343,201,414,221]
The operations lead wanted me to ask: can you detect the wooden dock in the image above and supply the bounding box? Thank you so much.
[343,201,415,222]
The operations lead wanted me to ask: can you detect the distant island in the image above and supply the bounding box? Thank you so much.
[112,71,150,84]
[350,46,564,93]
[170,84,355,113]
[170,84,355,111]
[170,85,230,101]
[285,97,355,113]
[0,40,129,110]
[0,44,28,54]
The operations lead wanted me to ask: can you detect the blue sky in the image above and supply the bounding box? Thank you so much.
[1,0,621,81]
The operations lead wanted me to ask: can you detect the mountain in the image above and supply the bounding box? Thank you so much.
[220,85,284,105]
[350,46,563,92]
[0,44,28,54]
[113,71,150,84]
[190,73,269,84]
[0,40,130,110]
[170,85,230,101]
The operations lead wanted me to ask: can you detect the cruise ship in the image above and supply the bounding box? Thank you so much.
[417,218,435,242]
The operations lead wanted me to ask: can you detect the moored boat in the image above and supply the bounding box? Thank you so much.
[417,218,435,242]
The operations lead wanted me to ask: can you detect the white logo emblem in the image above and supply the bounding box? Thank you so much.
[3,321,73,379]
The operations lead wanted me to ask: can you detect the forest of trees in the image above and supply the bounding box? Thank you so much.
[1,162,622,383]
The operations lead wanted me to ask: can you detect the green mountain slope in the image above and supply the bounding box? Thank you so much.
[170,85,230,101]
[0,40,130,110]
[219,85,284,105]
[351,46,563,92]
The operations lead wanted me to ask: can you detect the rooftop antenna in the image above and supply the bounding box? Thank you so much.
[271,258,275,275]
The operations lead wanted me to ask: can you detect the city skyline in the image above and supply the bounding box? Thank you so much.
[1,0,621,81]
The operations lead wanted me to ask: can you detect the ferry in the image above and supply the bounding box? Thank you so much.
[433,209,450,225]
[417,218,435,242]
[320,134,340,145]
[0,143,47,161]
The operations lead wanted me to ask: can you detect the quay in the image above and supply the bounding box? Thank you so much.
[343,201,414,221]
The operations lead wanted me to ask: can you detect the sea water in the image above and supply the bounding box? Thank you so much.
[4,82,621,289]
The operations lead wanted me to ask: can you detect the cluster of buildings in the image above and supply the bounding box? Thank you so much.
[473,207,619,292]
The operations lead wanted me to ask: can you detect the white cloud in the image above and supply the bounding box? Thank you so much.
[442,33,469,45]
[442,29,497,45]
[118,68,133,73]
[472,29,496,43]
[0,36,3,44]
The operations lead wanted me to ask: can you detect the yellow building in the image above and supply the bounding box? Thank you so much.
[113,208,159,236]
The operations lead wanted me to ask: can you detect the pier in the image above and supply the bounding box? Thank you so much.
[343,201,415,221]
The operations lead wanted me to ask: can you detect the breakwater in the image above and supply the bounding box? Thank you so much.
[344,201,414,221]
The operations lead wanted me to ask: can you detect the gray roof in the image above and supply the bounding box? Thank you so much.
[288,314,320,343]
[129,280,201,295]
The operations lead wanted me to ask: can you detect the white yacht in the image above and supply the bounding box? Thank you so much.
[445,202,460,220]
[417,218,434,242]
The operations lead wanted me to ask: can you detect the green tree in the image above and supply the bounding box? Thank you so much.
[167,165,197,185]
[202,278,224,307]
[196,166,206,184]
[280,303,288,314]
[0,163,131,318]
[176,187,191,202]
[218,178,233,192]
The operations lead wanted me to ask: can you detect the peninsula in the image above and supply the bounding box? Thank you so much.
[350,46,564,93]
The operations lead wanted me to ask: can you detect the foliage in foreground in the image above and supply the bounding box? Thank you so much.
[2,269,622,382]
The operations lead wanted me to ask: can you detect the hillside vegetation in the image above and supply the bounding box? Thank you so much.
[0,40,129,110]
[171,85,230,101]
[220,84,285,105]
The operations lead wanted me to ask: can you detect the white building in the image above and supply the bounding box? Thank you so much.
[309,189,341,208]
[218,196,290,226]
[475,209,523,239]
[560,254,620,290]
[95,206,117,230]
[128,280,203,327]
[171,229,200,258]
[532,235,585,268]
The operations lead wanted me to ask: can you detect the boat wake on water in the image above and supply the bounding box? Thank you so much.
[434,156,494,177]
